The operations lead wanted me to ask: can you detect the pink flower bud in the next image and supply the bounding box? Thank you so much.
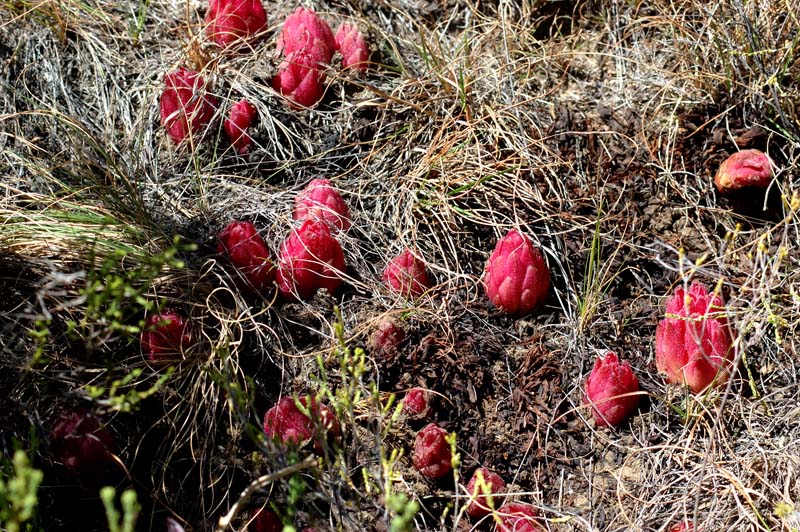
[50,410,116,483]
[293,179,351,232]
[263,395,341,451]
[160,68,218,145]
[412,422,452,479]
[247,507,281,532]
[272,50,325,108]
[276,220,345,301]
[383,249,432,297]
[217,221,275,292]
[334,23,368,72]
[277,7,335,67]
[403,388,431,418]
[655,282,734,393]
[483,229,550,316]
[496,503,544,532]
[583,352,639,427]
[205,0,267,48]
[465,467,506,518]
[141,311,193,362]
[714,149,774,193]
[224,99,257,155]
[368,318,406,355]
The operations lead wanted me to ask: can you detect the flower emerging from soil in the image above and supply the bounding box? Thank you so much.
[205,0,267,48]
[293,178,351,232]
[277,7,335,66]
[368,317,406,356]
[273,50,326,108]
[383,249,432,297]
[160,67,218,145]
[334,23,368,72]
[714,149,774,193]
[583,352,639,427]
[412,422,452,479]
[655,282,734,393]
[496,503,544,532]
[276,220,345,301]
[217,220,276,292]
[483,229,550,316]
[50,410,116,484]
[465,467,506,518]
[669,521,695,532]
[263,395,341,451]
[224,99,257,155]
[247,507,281,532]
[141,311,193,362]
[403,388,432,418]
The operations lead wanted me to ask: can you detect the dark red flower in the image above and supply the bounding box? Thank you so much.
[412,422,452,479]
[50,410,116,484]
[383,249,432,297]
[263,395,341,451]
[293,179,351,232]
[205,0,267,48]
[465,467,505,518]
[224,99,257,155]
[160,67,218,145]
[217,220,275,292]
[276,220,345,301]
[141,310,192,362]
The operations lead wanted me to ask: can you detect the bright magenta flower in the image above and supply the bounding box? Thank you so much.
[277,7,335,66]
[224,99,257,154]
[141,311,193,362]
[496,503,544,532]
[655,282,734,393]
[247,507,281,532]
[205,0,267,48]
[272,51,325,108]
[412,422,452,479]
[50,410,116,484]
[583,352,639,426]
[465,467,506,518]
[714,149,773,193]
[276,220,345,300]
[262,395,341,451]
[334,23,368,71]
[403,388,431,418]
[293,179,351,232]
[160,67,218,145]
[383,249,432,297]
[483,229,550,316]
[217,220,275,291]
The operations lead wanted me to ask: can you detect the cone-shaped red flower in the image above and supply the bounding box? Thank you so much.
[583,352,639,426]
[293,179,351,232]
[160,67,218,145]
[276,220,345,301]
[496,503,544,532]
[383,249,432,297]
[483,229,550,316]
[277,7,335,66]
[248,507,281,532]
[273,50,325,108]
[403,388,431,418]
[714,149,773,193]
[217,221,275,292]
[334,23,368,72]
[224,99,257,155]
[369,318,405,355]
[655,282,734,393]
[412,422,452,479]
[465,467,506,518]
[205,0,267,48]
[141,311,193,362]
[50,410,116,484]
[263,395,341,451]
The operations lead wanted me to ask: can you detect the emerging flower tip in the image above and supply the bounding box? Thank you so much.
[714,149,774,193]
[277,7,335,66]
[382,249,432,297]
[495,502,544,532]
[465,467,506,518]
[412,422,452,479]
[205,0,268,48]
[403,388,431,418]
[669,521,696,532]
[276,219,346,301]
[160,67,218,145]
[224,99,257,155]
[583,352,639,427]
[483,229,550,316]
[141,311,193,362]
[262,395,341,451]
[50,410,116,483]
[272,50,325,108]
[655,282,734,393]
[217,220,276,292]
[293,178,351,232]
[368,318,406,355]
[248,507,281,532]
[334,22,369,72]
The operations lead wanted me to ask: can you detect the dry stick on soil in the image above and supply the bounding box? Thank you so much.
[214,455,317,532]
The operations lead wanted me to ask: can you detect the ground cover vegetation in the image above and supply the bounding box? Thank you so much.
[1,0,799,530]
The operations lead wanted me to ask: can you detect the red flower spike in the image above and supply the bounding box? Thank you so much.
[272,50,325,108]
[369,318,406,355]
[141,311,193,362]
[465,467,506,518]
[160,68,218,145]
[224,99,257,155]
[263,395,341,451]
[205,0,267,48]
[714,149,774,193]
[276,220,345,301]
[496,503,544,532]
[277,7,335,66]
[383,249,432,297]
[669,521,696,532]
[583,352,639,427]
[334,23,368,72]
[403,388,432,418]
[655,282,734,393]
[247,507,281,532]
[293,179,351,232]
[483,229,550,316]
[50,411,116,484]
[412,422,452,479]
[217,221,275,292]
